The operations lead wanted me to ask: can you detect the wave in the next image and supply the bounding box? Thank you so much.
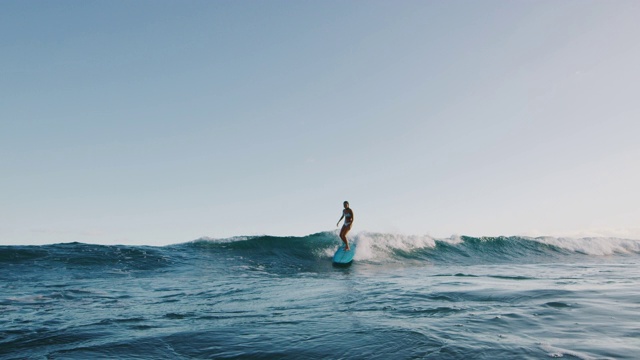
[2,233,639,273]
[183,231,640,265]
[0,242,173,271]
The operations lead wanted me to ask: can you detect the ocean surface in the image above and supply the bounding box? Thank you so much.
[1,232,639,359]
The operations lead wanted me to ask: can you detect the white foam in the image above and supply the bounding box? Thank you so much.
[532,237,640,256]
[7,295,50,303]
[538,343,613,360]
[352,232,439,261]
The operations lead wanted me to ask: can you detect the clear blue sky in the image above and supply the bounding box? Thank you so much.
[2,0,639,245]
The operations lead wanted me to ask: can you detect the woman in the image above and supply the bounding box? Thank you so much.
[336,201,354,251]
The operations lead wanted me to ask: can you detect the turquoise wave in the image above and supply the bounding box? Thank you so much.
[183,232,640,265]
[2,233,638,271]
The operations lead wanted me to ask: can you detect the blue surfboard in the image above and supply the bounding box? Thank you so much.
[333,244,356,266]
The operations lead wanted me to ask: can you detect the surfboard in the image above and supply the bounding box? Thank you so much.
[333,243,356,266]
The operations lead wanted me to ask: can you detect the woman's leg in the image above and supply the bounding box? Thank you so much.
[339,226,351,250]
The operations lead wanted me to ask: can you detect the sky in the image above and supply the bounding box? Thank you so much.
[2,0,639,246]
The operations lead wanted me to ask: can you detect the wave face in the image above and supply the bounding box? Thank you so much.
[186,231,640,263]
[0,242,175,278]
[2,232,639,272]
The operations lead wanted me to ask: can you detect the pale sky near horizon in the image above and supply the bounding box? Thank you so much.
[2,1,639,246]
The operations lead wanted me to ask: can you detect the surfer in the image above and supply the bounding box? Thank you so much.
[336,201,354,251]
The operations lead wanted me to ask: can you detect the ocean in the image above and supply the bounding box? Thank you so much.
[1,232,639,359]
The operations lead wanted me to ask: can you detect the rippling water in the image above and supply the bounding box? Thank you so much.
[2,233,639,359]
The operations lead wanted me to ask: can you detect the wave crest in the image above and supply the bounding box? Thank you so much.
[2,233,638,271]
[183,232,640,265]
